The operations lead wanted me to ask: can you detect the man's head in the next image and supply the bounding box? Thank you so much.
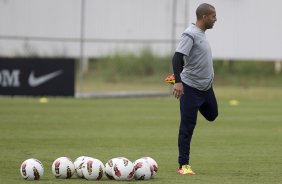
[196,3,217,30]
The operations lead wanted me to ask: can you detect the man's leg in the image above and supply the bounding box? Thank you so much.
[178,84,204,166]
[199,87,218,122]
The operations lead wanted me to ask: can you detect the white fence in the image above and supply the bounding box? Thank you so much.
[1,0,282,61]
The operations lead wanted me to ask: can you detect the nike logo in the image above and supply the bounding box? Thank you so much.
[28,70,63,87]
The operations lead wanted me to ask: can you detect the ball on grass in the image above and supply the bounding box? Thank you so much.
[52,157,75,179]
[20,158,44,180]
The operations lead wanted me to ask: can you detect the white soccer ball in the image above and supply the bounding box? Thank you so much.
[104,159,115,180]
[142,157,158,178]
[20,158,44,180]
[134,158,152,180]
[111,157,135,180]
[81,157,104,180]
[52,157,75,179]
[74,156,90,178]
[104,157,128,180]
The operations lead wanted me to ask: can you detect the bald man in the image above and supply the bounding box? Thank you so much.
[172,3,218,175]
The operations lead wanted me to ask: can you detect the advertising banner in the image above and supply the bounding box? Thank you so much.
[0,58,75,96]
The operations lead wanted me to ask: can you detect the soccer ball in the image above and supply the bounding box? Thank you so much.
[74,156,90,178]
[111,157,135,180]
[104,157,128,180]
[20,158,44,180]
[52,157,75,179]
[133,158,152,180]
[142,157,158,178]
[104,159,115,180]
[81,157,104,180]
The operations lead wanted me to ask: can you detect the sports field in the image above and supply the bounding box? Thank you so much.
[0,87,281,184]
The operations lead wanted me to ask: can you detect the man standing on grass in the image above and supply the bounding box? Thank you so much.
[171,3,218,175]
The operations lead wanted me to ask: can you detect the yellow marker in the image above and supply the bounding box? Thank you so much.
[39,97,48,103]
[229,99,239,106]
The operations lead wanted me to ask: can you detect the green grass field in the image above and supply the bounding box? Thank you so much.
[0,87,282,184]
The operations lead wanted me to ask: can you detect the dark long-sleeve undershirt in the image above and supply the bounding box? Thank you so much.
[172,52,185,83]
